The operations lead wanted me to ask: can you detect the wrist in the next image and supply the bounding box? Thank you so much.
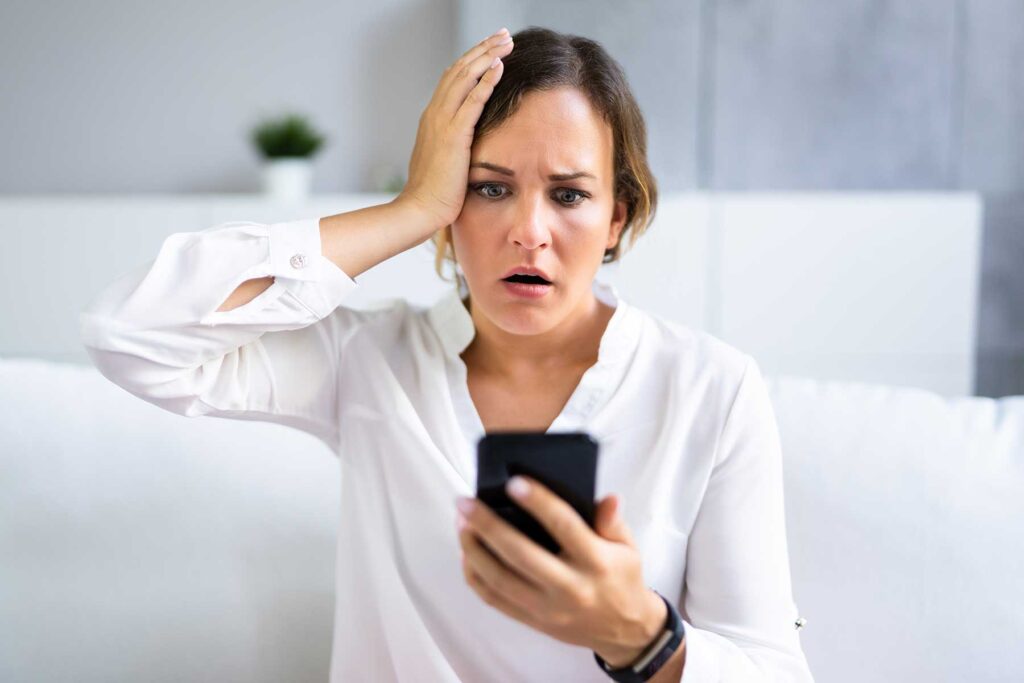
[594,589,667,668]
[392,191,452,238]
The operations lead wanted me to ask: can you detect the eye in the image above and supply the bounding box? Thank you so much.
[471,182,507,200]
[469,183,590,207]
[554,188,589,206]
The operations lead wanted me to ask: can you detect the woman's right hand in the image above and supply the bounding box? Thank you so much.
[397,27,515,239]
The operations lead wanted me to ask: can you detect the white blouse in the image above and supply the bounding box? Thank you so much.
[80,217,814,682]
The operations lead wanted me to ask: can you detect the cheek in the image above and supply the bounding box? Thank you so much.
[560,207,613,251]
[450,224,495,277]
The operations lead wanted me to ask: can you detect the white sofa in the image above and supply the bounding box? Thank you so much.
[2,356,1021,683]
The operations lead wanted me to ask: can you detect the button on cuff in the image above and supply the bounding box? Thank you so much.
[269,218,321,282]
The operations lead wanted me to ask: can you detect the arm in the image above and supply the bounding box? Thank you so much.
[216,197,438,312]
[677,357,814,682]
[79,197,439,451]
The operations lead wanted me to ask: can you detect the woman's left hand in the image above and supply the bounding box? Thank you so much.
[455,475,667,667]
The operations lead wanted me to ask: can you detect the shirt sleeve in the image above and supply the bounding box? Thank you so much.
[79,217,373,454]
[679,356,814,682]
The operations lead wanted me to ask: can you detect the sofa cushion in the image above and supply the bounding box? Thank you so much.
[0,358,340,683]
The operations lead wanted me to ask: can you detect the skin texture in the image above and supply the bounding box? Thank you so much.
[449,84,685,675]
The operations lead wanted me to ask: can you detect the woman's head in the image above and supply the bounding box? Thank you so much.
[433,26,658,335]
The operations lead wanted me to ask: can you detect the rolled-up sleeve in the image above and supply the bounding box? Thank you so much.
[79,217,370,453]
[680,356,814,682]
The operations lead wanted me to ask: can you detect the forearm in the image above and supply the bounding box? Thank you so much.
[319,195,442,280]
[216,196,440,312]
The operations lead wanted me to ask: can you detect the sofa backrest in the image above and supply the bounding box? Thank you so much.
[766,376,1024,681]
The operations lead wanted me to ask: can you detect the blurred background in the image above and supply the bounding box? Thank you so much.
[1,0,1020,397]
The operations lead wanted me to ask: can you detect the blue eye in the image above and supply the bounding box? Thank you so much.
[469,183,589,207]
[474,182,506,199]
[554,188,587,206]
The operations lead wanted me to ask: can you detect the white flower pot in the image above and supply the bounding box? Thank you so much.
[262,158,313,201]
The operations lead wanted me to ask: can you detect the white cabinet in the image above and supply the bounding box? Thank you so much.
[0,192,981,395]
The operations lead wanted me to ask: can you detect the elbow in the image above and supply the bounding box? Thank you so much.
[81,315,208,418]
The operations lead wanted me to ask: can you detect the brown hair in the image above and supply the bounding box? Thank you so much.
[430,25,658,284]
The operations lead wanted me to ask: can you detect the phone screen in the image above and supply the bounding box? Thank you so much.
[475,431,598,554]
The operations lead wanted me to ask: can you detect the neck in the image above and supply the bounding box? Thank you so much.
[460,288,615,381]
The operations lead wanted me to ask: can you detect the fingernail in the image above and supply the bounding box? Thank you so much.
[495,27,509,35]
[507,476,530,499]
[456,496,475,514]
[456,512,467,530]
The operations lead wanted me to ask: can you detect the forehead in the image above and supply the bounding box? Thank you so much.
[473,87,613,175]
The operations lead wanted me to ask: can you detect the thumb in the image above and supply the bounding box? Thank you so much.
[595,494,634,545]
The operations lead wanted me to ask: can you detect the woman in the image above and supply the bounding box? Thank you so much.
[81,26,813,682]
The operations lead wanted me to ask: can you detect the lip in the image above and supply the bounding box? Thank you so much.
[499,265,554,283]
[502,280,552,299]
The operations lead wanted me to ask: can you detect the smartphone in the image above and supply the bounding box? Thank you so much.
[475,431,599,555]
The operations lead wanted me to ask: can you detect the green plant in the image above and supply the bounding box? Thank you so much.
[251,113,326,159]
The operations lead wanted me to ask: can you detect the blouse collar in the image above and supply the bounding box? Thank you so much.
[426,278,641,367]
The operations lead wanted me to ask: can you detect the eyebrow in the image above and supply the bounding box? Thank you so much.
[469,161,597,182]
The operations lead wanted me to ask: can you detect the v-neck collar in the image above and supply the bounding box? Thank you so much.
[426,278,642,454]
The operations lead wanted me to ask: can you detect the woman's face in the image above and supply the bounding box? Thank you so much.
[451,86,627,337]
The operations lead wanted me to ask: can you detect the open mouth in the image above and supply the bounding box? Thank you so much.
[501,273,553,299]
[502,274,552,285]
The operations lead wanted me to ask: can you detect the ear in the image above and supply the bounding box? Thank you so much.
[606,198,628,251]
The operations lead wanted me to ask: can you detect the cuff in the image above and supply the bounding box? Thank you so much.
[268,218,326,282]
[268,217,360,320]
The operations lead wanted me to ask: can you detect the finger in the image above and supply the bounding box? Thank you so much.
[459,523,544,614]
[431,30,511,111]
[449,56,504,135]
[458,497,577,593]
[462,557,548,632]
[595,494,635,546]
[504,477,598,564]
[441,37,513,120]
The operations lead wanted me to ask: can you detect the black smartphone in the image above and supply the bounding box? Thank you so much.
[475,431,599,555]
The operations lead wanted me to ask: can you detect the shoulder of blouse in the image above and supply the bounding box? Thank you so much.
[632,306,752,382]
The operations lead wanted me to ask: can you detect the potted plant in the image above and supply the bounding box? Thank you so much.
[250,113,327,201]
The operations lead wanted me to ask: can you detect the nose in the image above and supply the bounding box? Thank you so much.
[507,193,552,251]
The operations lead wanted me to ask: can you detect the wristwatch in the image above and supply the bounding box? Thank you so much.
[594,591,686,682]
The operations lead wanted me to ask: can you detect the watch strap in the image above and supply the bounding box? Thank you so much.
[594,591,685,682]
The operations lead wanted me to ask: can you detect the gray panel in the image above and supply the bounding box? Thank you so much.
[457,0,701,190]
[709,0,959,189]
[958,0,1024,193]
[456,0,527,57]
[974,193,1024,397]
[975,351,1024,399]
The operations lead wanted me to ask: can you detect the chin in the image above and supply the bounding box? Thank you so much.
[494,313,555,336]
[474,282,562,335]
